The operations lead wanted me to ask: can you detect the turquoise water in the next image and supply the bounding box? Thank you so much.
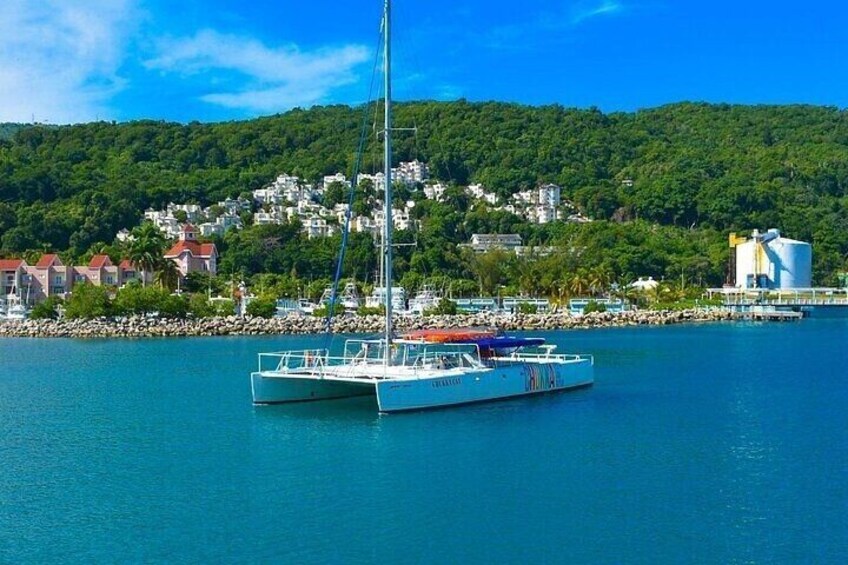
[1,320,847,563]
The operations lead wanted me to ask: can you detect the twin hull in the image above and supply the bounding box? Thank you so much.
[251,359,593,413]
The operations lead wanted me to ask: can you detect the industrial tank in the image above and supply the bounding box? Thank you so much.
[734,229,812,289]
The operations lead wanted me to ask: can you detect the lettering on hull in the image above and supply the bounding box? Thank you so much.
[524,364,561,392]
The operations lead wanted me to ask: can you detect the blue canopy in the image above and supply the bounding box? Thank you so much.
[457,336,546,349]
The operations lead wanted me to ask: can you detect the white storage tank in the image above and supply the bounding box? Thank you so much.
[734,229,812,289]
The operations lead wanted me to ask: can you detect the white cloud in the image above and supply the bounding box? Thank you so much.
[571,1,623,25]
[145,30,370,113]
[470,1,626,52]
[0,0,138,123]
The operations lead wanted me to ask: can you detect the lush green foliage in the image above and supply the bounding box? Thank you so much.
[245,297,277,318]
[188,294,217,318]
[356,305,384,316]
[2,102,848,287]
[63,284,111,319]
[583,300,607,314]
[210,298,236,316]
[313,303,345,317]
[425,298,458,315]
[29,295,63,319]
[112,284,188,317]
[516,302,538,314]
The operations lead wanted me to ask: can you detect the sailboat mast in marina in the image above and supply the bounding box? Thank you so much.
[382,0,394,362]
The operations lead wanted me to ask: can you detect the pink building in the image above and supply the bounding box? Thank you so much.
[0,259,27,298]
[164,224,218,277]
[1,254,146,304]
[27,254,70,300]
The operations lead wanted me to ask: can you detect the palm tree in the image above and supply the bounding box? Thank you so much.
[127,222,167,287]
[588,267,612,297]
[155,258,181,292]
[569,270,589,298]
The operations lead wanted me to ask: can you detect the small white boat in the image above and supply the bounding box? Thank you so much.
[3,292,28,321]
[319,283,362,312]
[250,0,594,413]
[406,284,441,315]
[365,286,406,311]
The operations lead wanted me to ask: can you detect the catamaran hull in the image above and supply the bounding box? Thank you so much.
[375,360,593,413]
[251,372,374,405]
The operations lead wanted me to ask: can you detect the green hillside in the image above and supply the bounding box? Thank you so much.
[0,123,28,141]
[1,101,847,287]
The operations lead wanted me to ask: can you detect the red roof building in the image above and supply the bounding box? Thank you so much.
[0,259,25,271]
[5,253,150,305]
[35,254,62,268]
[88,254,113,269]
[1,259,28,297]
[164,224,218,277]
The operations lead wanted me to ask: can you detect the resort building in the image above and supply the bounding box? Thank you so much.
[423,182,447,201]
[1,254,148,304]
[0,259,27,298]
[163,224,218,277]
[467,184,497,205]
[538,184,561,207]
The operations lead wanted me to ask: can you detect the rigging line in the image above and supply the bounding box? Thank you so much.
[324,21,385,342]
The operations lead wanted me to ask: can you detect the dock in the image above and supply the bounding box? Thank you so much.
[733,310,803,322]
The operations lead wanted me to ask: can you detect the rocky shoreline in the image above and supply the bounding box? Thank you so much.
[0,308,737,339]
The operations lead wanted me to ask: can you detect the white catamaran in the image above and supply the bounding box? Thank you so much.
[250,0,594,412]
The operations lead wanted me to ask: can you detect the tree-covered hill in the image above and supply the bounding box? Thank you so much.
[0,123,28,141]
[1,101,847,284]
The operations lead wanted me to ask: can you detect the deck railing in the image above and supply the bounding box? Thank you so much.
[491,352,594,365]
[257,349,335,373]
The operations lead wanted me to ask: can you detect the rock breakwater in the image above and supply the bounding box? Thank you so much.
[0,309,735,339]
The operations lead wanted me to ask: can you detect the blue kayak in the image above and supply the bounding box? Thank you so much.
[456,336,546,349]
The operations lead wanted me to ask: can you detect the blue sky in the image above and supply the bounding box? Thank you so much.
[1,0,846,124]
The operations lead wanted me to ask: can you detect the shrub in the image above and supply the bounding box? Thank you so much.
[425,298,458,316]
[246,297,277,318]
[158,293,188,318]
[356,305,384,316]
[583,300,607,314]
[112,284,158,316]
[188,294,216,318]
[313,303,346,317]
[516,302,538,314]
[113,284,187,318]
[29,296,63,320]
[211,299,236,316]
[64,284,111,319]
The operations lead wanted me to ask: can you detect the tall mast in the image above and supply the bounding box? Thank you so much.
[383,0,394,362]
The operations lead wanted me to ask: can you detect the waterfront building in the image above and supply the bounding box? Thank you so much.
[568,298,627,316]
[1,254,148,304]
[164,224,218,277]
[0,259,27,298]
